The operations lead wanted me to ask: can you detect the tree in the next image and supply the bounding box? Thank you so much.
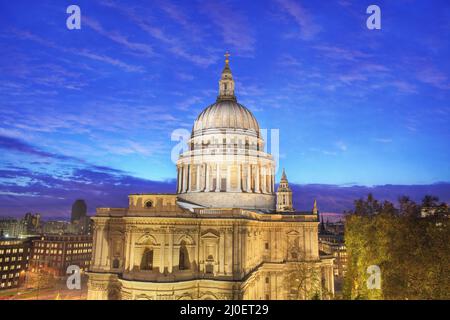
[344,194,450,300]
[282,249,329,300]
[422,195,439,208]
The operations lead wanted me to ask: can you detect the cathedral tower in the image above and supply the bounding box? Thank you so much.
[276,168,294,212]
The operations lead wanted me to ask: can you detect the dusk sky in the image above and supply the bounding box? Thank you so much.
[0,0,449,216]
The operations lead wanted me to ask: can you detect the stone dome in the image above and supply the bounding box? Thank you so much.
[192,100,260,134]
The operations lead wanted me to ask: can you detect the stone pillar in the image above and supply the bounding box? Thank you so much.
[255,165,260,193]
[262,166,267,193]
[159,233,165,273]
[237,164,241,191]
[226,165,231,191]
[187,164,191,192]
[196,164,200,191]
[205,164,210,191]
[246,164,251,192]
[176,167,179,193]
[272,170,275,193]
[94,226,102,267]
[215,163,220,192]
[219,232,225,274]
[182,165,187,193]
[168,231,173,273]
[129,232,135,271]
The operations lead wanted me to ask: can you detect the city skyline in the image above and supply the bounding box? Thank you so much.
[0,0,449,216]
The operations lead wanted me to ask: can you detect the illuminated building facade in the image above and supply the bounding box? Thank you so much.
[30,235,92,277]
[87,56,334,300]
[0,237,33,290]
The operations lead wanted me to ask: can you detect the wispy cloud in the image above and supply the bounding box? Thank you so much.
[99,0,219,67]
[83,17,155,57]
[12,29,144,73]
[417,67,450,90]
[201,1,256,54]
[275,0,321,40]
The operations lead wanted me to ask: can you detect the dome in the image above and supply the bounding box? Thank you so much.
[192,100,260,134]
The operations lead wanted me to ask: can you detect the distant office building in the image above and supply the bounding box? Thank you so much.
[0,236,35,290]
[41,220,73,235]
[22,213,41,234]
[30,234,93,277]
[71,199,87,223]
[0,218,25,238]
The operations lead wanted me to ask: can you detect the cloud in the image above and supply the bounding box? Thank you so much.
[275,0,321,40]
[0,135,78,162]
[374,138,393,143]
[83,17,155,57]
[12,30,144,73]
[313,45,371,62]
[201,1,256,54]
[99,0,219,67]
[417,67,450,90]
[0,164,176,217]
[336,141,347,151]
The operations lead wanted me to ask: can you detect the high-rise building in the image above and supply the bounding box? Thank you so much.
[71,199,87,223]
[87,55,334,300]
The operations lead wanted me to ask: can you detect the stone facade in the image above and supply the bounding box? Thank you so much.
[87,55,334,300]
[87,195,334,300]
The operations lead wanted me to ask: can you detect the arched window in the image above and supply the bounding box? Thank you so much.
[179,241,190,270]
[145,201,153,208]
[140,248,153,270]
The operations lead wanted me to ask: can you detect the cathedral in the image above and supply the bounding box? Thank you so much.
[87,55,334,300]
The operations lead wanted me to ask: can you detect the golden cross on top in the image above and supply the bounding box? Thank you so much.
[225,52,230,64]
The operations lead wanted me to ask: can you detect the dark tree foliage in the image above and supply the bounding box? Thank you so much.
[344,194,450,300]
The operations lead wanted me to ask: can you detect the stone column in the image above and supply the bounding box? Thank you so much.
[159,233,165,273]
[187,164,191,192]
[176,167,179,193]
[182,165,187,193]
[196,164,200,191]
[262,166,267,193]
[246,164,251,192]
[219,232,225,274]
[272,170,275,193]
[215,163,220,192]
[237,164,241,191]
[168,231,173,273]
[93,226,102,267]
[330,266,335,295]
[129,232,135,271]
[205,164,210,191]
[255,165,260,193]
[226,165,231,191]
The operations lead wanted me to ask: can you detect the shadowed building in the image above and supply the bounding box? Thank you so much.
[87,55,334,300]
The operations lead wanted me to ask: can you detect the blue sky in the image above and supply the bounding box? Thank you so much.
[0,0,449,215]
